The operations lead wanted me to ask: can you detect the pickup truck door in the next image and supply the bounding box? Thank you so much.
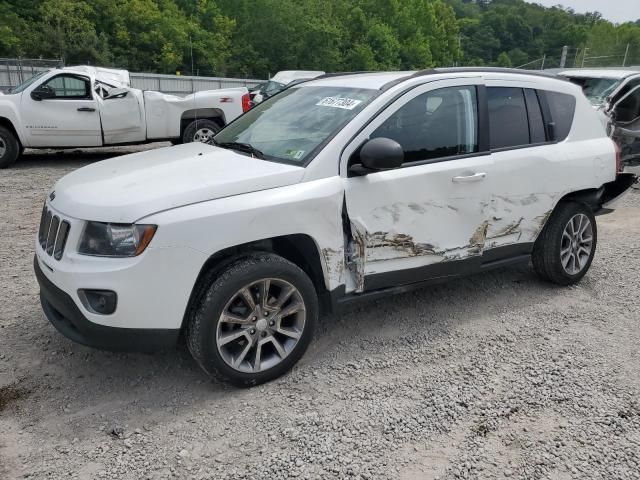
[341,78,494,293]
[21,73,102,147]
[97,87,146,144]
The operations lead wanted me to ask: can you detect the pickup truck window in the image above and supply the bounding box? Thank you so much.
[214,86,376,164]
[44,74,91,99]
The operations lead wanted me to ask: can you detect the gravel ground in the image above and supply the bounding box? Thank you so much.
[1,147,639,480]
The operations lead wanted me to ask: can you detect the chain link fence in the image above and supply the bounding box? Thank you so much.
[0,58,64,93]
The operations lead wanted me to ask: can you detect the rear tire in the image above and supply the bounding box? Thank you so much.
[532,201,597,285]
[0,125,20,169]
[186,253,318,387]
[182,119,221,144]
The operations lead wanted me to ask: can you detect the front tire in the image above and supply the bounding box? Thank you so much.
[532,201,597,285]
[187,254,318,387]
[0,125,20,169]
[182,119,221,144]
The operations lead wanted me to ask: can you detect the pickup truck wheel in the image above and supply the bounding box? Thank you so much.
[532,202,597,285]
[0,126,20,169]
[187,253,318,387]
[183,119,221,144]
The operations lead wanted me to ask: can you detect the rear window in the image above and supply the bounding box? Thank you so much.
[487,87,530,149]
[545,91,576,142]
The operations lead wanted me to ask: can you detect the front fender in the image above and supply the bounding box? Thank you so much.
[0,95,26,144]
[141,177,346,292]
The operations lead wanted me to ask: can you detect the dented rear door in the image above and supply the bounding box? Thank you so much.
[341,78,494,292]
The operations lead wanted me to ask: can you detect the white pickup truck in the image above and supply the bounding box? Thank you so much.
[0,66,250,168]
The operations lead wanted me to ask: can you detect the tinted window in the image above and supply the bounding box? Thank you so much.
[612,78,640,104]
[524,89,546,144]
[613,86,640,123]
[44,75,90,98]
[488,87,529,149]
[546,91,576,141]
[371,86,478,162]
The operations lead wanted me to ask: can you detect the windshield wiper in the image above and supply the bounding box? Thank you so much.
[213,141,265,159]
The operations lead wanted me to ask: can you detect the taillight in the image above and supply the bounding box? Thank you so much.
[242,93,251,112]
[614,140,622,174]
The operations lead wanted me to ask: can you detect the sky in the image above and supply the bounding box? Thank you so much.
[524,0,639,24]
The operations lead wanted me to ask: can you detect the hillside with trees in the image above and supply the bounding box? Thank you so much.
[0,0,638,77]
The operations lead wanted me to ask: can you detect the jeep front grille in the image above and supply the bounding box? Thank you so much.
[39,205,70,260]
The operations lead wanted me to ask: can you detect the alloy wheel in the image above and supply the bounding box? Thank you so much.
[560,213,593,275]
[216,278,306,373]
[0,137,6,159]
[193,128,215,143]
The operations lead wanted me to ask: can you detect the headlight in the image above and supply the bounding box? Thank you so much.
[78,222,157,257]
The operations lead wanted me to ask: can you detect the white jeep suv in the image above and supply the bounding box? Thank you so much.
[35,68,636,386]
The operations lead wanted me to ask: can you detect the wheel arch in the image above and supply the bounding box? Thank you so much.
[559,187,604,211]
[0,116,23,147]
[180,234,328,330]
[180,109,226,132]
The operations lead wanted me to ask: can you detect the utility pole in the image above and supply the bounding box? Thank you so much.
[560,46,568,68]
[623,43,630,67]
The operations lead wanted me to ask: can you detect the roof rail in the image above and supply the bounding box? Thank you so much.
[380,66,564,91]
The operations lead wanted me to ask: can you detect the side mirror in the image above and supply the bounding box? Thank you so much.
[31,84,56,101]
[349,137,404,175]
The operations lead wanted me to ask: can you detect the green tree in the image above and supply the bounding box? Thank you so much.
[496,51,512,67]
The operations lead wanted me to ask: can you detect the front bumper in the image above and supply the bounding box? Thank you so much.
[35,256,179,352]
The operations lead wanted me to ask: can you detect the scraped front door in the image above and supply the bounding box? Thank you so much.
[342,79,493,292]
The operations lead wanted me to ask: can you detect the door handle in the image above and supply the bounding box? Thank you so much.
[77,107,96,112]
[452,172,487,183]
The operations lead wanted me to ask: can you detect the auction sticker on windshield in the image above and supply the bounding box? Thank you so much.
[316,97,363,110]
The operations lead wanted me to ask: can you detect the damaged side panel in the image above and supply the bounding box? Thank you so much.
[342,163,493,293]
[483,193,557,250]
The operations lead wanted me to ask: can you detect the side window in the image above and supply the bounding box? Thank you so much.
[613,78,640,104]
[545,91,576,141]
[487,87,529,149]
[371,85,478,163]
[524,89,546,144]
[613,85,640,123]
[43,75,91,99]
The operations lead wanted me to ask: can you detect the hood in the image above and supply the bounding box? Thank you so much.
[51,143,305,223]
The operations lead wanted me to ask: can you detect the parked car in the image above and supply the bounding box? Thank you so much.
[558,68,640,165]
[251,70,325,104]
[0,66,251,168]
[35,68,635,386]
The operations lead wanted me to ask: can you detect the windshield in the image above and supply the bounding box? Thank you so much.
[214,86,377,164]
[10,70,49,94]
[566,76,622,106]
